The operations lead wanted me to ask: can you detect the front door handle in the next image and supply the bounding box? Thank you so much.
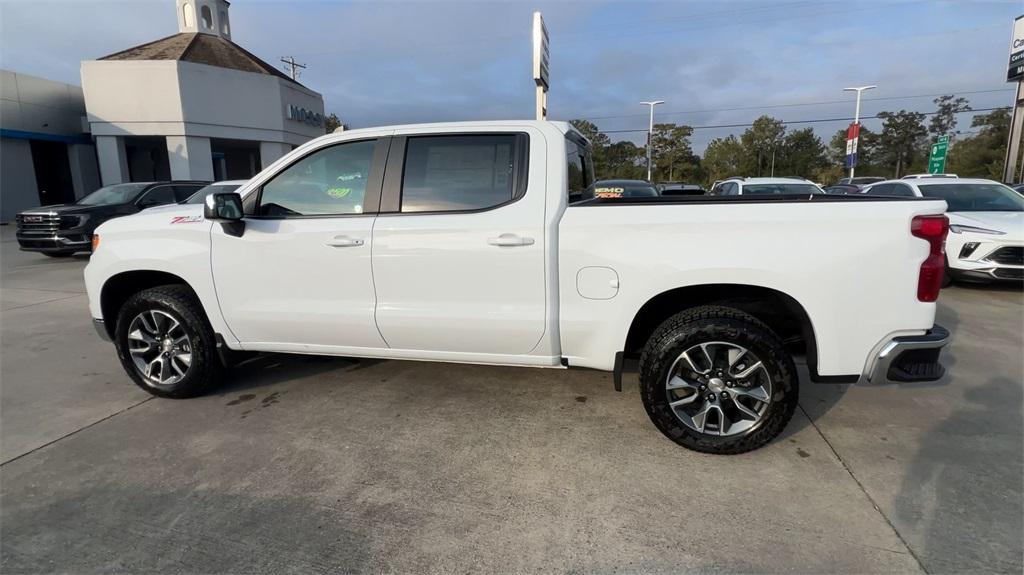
[487,233,535,247]
[325,235,364,247]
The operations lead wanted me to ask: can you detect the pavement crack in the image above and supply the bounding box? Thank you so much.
[798,403,930,574]
[0,397,155,467]
[1,293,83,312]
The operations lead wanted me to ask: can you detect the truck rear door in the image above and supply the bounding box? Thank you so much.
[371,129,547,356]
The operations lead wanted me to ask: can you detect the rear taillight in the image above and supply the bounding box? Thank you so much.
[911,215,949,302]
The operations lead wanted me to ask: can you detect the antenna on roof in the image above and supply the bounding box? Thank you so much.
[279,56,306,81]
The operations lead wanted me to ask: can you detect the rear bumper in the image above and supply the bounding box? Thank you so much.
[865,324,950,383]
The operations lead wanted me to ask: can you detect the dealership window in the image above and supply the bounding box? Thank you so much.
[400,135,520,212]
[258,140,376,216]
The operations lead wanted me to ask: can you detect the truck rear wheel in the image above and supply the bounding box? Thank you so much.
[114,285,222,398]
[638,305,798,454]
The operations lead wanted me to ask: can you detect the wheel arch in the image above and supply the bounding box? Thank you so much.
[623,283,822,378]
[99,270,197,339]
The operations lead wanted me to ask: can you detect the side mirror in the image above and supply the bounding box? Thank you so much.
[204,192,244,221]
[204,192,245,237]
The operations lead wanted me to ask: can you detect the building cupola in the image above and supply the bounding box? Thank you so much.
[177,0,231,40]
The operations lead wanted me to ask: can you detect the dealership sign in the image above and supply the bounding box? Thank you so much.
[285,104,323,127]
[845,122,860,168]
[533,11,549,120]
[1009,15,1024,82]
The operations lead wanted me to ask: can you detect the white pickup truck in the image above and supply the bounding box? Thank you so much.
[84,120,950,454]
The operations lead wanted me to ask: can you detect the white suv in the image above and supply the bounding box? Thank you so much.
[710,177,824,196]
[864,178,1024,283]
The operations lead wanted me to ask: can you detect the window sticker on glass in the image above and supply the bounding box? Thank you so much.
[595,187,624,198]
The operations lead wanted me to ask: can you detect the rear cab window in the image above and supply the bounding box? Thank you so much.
[400,134,526,213]
[565,133,595,203]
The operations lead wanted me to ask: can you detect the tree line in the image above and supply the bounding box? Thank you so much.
[571,95,1011,185]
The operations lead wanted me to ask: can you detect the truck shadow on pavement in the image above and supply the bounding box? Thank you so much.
[212,354,386,398]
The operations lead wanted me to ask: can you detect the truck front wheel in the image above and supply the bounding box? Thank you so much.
[638,305,798,454]
[114,285,222,398]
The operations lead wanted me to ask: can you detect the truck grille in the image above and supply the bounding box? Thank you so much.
[16,213,60,235]
[987,246,1023,266]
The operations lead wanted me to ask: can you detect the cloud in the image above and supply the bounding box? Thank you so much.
[1,0,1017,153]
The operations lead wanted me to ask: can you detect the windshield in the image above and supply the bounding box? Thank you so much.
[77,183,149,206]
[185,183,243,204]
[742,183,822,195]
[918,183,1024,212]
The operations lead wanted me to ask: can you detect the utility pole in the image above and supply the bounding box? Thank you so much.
[843,85,876,179]
[280,56,306,81]
[640,100,664,181]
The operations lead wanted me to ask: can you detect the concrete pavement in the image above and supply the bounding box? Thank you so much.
[1,226,1020,573]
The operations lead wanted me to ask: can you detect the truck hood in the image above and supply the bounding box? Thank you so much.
[94,203,207,236]
[948,211,1024,240]
[20,203,100,216]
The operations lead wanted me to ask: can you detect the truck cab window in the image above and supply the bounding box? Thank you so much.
[399,135,521,213]
[258,140,376,216]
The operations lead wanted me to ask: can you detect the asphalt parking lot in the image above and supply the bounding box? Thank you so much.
[1,225,1021,574]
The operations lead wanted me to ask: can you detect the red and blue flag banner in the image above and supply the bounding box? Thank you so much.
[845,123,860,169]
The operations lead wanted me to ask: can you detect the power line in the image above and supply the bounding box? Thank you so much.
[582,89,1015,122]
[599,106,1010,134]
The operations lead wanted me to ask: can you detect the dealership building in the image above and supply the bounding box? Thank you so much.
[1,0,326,220]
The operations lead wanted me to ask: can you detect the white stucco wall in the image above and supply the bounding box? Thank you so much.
[0,69,88,136]
[81,60,185,134]
[82,60,325,147]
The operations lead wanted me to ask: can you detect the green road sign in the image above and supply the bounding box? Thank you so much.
[928,136,949,174]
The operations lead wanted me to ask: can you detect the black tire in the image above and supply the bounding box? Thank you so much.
[114,285,222,398]
[638,305,798,455]
[42,251,74,258]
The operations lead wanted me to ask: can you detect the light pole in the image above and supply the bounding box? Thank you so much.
[843,85,876,178]
[641,100,664,181]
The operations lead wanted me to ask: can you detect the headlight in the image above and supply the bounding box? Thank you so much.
[948,224,1005,235]
[59,214,89,229]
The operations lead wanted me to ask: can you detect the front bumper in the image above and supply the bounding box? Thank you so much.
[16,233,91,252]
[866,325,950,383]
[947,239,1023,282]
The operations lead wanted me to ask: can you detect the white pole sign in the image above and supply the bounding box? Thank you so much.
[533,11,549,120]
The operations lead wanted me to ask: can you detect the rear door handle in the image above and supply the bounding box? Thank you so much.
[325,235,364,247]
[487,233,535,247]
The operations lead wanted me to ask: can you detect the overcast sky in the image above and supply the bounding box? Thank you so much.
[1,0,1019,151]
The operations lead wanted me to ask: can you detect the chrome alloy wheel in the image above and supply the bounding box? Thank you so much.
[127,310,192,386]
[665,341,772,437]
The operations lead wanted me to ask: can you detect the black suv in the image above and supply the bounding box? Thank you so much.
[15,181,208,257]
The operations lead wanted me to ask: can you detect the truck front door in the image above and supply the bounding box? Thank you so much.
[371,130,547,356]
[211,137,389,350]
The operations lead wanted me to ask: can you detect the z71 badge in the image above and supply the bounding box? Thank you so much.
[170,215,204,224]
